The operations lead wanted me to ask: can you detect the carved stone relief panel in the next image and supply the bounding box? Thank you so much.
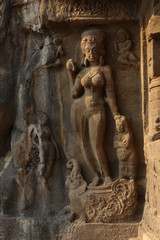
[114,29,139,69]
[0,0,147,239]
[148,34,160,141]
[138,5,160,240]
[56,22,144,223]
[59,23,142,175]
[41,0,140,23]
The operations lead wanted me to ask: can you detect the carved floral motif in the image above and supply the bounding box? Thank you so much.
[66,159,137,223]
[45,0,139,21]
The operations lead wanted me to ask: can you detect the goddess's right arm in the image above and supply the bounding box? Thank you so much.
[66,59,77,86]
[66,59,83,98]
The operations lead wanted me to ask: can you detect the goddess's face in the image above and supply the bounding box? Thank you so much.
[85,45,99,64]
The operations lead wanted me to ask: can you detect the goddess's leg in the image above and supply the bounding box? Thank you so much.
[73,109,99,185]
[89,111,112,184]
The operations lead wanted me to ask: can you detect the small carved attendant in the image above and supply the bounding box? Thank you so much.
[115,28,139,68]
[66,29,119,186]
[113,115,137,179]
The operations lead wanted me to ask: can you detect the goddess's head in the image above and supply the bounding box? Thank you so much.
[81,29,105,66]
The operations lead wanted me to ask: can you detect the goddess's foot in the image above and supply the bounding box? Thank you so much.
[103,176,113,186]
[89,175,99,187]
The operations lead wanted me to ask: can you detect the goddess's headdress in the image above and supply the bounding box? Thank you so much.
[80,29,105,66]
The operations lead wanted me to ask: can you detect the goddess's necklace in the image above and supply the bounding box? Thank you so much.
[89,66,100,78]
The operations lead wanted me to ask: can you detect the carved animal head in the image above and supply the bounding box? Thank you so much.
[66,159,77,170]
[66,159,82,181]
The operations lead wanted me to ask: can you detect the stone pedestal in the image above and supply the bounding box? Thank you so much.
[0,218,139,240]
[71,223,138,240]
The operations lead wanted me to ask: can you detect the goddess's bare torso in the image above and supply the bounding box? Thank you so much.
[79,66,106,110]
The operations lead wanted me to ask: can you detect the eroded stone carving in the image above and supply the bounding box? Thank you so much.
[153,116,160,140]
[65,159,137,223]
[115,29,139,69]
[11,72,60,215]
[22,35,62,84]
[12,0,31,7]
[52,35,64,67]
[25,111,60,178]
[65,159,87,222]
[114,115,137,179]
[66,29,119,187]
[12,0,41,32]
[44,0,139,22]
[13,111,59,215]
[0,0,11,44]
[149,78,160,141]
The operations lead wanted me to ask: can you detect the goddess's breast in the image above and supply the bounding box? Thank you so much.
[81,70,105,89]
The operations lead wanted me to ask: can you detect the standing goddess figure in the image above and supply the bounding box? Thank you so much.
[66,29,119,186]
